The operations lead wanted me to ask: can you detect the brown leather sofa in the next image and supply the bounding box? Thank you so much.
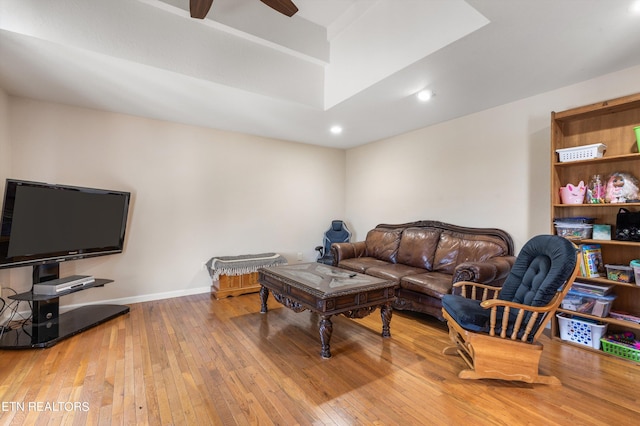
[331,221,516,320]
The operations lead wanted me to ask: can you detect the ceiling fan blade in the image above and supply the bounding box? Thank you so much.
[260,0,298,17]
[190,0,214,19]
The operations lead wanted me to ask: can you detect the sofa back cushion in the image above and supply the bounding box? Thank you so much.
[396,227,441,270]
[433,231,508,274]
[365,229,402,263]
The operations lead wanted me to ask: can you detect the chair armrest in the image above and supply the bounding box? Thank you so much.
[331,241,367,265]
[481,297,559,313]
[453,256,516,284]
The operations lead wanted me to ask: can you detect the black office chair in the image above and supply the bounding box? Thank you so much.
[315,220,351,265]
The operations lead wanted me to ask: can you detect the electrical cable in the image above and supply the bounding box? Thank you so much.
[0,289,33,340]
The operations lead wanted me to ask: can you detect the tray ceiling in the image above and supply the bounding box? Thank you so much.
[2,0,640,148]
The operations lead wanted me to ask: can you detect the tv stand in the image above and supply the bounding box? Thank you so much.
[0,278,129,349]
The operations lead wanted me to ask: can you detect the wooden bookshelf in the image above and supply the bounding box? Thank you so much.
[550,93,640,360]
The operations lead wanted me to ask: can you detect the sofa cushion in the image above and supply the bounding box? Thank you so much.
[339,257,389,274]
[400,271,455,299]
[396,227,441,270]
[364,264,426,283]
[365,229,402,263]
[433,231,508,274]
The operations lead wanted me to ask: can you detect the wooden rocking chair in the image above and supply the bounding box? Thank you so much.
[441,235,580,385]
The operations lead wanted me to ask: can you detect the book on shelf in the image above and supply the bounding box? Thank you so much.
[610,311,640,324]
[579,244,605,278]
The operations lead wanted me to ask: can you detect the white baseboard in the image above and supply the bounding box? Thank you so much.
[60,286,212,313]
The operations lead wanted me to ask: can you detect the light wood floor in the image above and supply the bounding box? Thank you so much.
[1,292,639,425]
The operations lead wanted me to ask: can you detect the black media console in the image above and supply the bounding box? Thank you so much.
[0,278,129,349]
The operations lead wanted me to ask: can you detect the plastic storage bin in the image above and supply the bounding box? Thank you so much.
[556,313,608,349]
[554,223,593,240]
[605,264,635,283]
[561,289,616,317]
[555,143,606,162]
[571,282,614,296]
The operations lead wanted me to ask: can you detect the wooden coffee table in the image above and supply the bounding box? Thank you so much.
[258,263,397,358]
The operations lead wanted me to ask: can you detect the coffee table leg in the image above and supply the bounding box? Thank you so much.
[380,302,392,338]
[260,286,269,313]
[319,316,333,358]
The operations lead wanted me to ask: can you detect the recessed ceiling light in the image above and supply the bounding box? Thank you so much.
[630,1,640,14]
[416,89,434,102]
[330,125,343,135]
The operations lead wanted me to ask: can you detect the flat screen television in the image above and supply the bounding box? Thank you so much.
[0,179,131,281]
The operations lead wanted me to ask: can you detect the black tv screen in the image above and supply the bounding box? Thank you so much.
[0,179,131,269]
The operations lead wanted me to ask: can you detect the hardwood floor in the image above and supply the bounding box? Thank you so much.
[1,292,639,425]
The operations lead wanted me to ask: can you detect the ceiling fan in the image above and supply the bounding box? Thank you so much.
[189,0,298,19]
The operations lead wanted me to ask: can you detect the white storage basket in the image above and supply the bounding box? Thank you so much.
[555,143,606,162]
[556,313,608,349]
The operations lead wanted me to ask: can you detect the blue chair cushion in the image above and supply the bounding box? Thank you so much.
[441,295,489,332]
[498,235,576,307]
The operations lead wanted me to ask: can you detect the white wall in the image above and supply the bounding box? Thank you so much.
[0,88,10,321]
[1,99,345,307]
[0,88,9,181]
[345,64,640,250]
[4,63,640,309]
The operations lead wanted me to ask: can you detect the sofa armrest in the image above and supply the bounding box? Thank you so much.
[331,241,367,265]
[453,255,516,285]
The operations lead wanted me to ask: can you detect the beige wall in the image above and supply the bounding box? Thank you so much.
[345,64,640,250]
[0,88,9,181]
[1,99,345,307]
[3,63,640,308]
[0,89,12,320]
